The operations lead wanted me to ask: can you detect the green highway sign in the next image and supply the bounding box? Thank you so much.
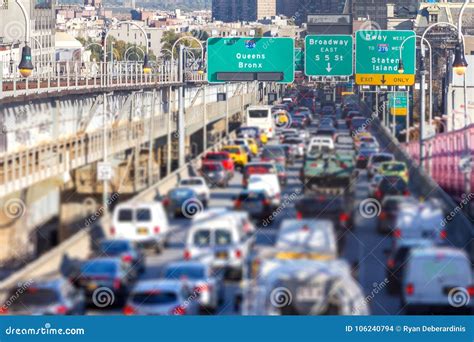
[388,91,408,116]
[355,30,416,86]
[295,48,304,72]
[207,37,295,83]
[305,35,353,76]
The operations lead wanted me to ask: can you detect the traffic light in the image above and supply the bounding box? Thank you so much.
[18,45,33,78]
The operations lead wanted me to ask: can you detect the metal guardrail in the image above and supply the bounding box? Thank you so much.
[0,92,254,196]
[0,61,207,100]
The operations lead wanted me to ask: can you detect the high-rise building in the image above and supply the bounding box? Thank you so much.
[0,0,56,69]
[276,0,299,18]
[212,0,276,22]
[278,0,350,24]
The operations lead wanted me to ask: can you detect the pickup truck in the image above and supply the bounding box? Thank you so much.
[301,148,355,191]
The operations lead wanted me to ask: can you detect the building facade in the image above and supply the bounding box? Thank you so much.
[212,0,276,22]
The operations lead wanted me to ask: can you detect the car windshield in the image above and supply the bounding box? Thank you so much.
[205,153,226,161]
[165,266,205,280]
[118,209,133,222]
[9,288,60,308]
[193,230,211,247]
[136,208,151,222]
[82,261,117,275]
[203,164,223,172]
[224,147,240,154]
[382,163,405,172]
[215,229,232,246]
[132,292,177,305]
[180,179,203,186]
[248,110,268,118]
[372,155,393,163]
[170,189,194,199]
[262,147,285,158]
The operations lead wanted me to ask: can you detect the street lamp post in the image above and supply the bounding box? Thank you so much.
[15,0,34,78]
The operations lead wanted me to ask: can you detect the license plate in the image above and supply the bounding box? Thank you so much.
[137,227,148,235]
[87,282,98,291]
[216,252,228,259]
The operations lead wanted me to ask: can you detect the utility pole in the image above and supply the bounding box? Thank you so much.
[148,90,155,187]
[203,85,207,151]
[225,83,229,137]
[419,56,427,168]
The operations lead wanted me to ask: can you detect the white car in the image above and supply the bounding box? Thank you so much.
[124,279,200,315]
[309,136,335,150]
[393,202,447,243]
[402,246,473,314]
[163,261,223,312]
[111,202,170,253]
[178,177,211,206]
[185,212,254,280]
[247,174,281,206]
[276,219,338,258]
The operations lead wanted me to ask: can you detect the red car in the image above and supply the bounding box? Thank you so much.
[202,152,234,174]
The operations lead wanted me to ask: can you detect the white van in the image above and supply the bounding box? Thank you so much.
[246,105,275,138]
[402,246,473,314]
[111,202,170,253]
[185,211,254,280]
[247,174,281,206]
[276,219,337,258]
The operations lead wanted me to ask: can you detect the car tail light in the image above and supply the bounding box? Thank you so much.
[184,249,191,260]
[244,222,252,233]
[440,230,447,240]
[269,128,273,132]
[0,307,9,314]
[263,199,271,206]
[122,254,133,263]
[235,249,242,258]
[113,279,121,290]
[163,198,170,206]
[154,226,160,234]
[296,211,303,220]
[110,226,116,236]
[234,200,242,209]
[467,286,474,296]
[375,189,382,199]
[55,305,68,315]
[379,211,387,220]
[393,229,402,239]
[123,305,136,315]
[196,284,211,293]
[387,258,395,269]
[339,212,350,224]
[172,305,186,315]
[311,163,318,167]
[405,283,414,296]
[403,190,410,196]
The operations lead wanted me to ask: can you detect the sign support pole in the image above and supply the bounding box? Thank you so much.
[178,44,185,167]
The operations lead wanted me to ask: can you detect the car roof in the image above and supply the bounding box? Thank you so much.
[410,246,468,259]
[180,177,205,182]
[132,279,184,292]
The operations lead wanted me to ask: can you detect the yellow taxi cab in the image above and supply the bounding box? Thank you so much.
[260,131,268,145]
[378,161,409,183]
[221,145,249,168]
[245,138,259,156]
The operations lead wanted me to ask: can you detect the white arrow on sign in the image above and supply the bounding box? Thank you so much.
[326,63,332,73]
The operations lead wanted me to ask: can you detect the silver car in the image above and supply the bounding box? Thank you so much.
[163,261,223,313]
[124,279,200,315]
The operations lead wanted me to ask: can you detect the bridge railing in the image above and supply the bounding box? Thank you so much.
[0,61,180,100]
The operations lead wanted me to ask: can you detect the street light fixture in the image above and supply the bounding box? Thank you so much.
[453,43,468,76]
[18,45,33,77]
[397,60,404,74]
